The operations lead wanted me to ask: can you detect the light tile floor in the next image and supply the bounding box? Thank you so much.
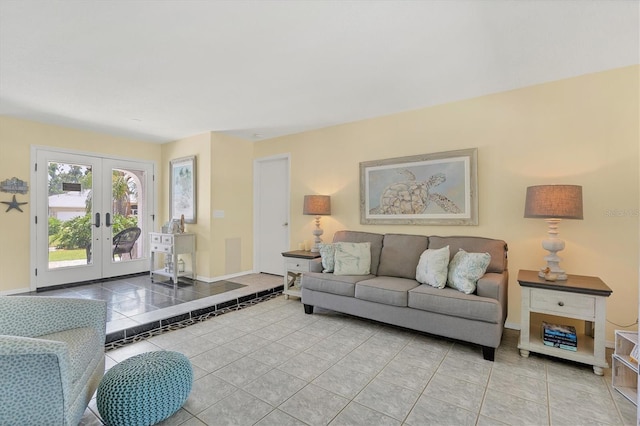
[72,275,636,426]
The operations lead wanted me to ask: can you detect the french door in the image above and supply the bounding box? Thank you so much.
[33,148,155,288]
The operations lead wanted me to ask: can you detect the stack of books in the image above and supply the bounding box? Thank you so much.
[541,321,577,351]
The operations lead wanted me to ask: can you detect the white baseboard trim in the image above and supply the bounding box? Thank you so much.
[195,270,255,283]
[1,287,32,296]
[504,321,520,330]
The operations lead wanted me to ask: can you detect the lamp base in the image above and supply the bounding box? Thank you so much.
[311,216,323,252]
[537,219,568,281]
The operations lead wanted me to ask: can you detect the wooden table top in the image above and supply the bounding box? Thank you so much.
[517,269,612,297]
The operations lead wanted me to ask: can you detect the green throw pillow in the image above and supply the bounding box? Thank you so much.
[446,249,491,294]
[333,242,371,276]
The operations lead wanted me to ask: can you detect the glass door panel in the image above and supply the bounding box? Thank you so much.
[102,159,153,278]
[36,150,103,287]
[47,161,93,269]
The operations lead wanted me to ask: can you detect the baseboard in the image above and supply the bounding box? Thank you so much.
[195,270,255,283]
[0,287,32,296]
[504,321,520,330]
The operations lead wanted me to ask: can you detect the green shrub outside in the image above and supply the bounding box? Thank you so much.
[54,214,138,250]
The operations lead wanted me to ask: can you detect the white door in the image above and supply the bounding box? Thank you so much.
[254,155,290,275]
[33,148,154,288]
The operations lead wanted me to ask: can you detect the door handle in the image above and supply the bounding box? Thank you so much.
[105,213,111,228]
[94,212,101,228]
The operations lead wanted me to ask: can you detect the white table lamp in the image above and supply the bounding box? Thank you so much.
[524,185,583,280]
[303,195,331,252]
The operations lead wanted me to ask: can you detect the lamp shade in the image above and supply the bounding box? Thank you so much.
[524,185,583,219]
[303,195,331,216]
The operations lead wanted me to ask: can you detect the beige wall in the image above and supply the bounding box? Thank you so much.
[210,133,254,276]
[0,116,162,293]
[254,66,640,340]
[161,132,212,278]
[159,132,253,281]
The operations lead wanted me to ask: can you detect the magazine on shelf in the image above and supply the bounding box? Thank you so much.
[541,321,577,340]
[543,335,577,347]
[543,340,578,352]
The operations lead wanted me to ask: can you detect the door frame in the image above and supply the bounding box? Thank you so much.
[29,145,158,290]
[252,153,290,274]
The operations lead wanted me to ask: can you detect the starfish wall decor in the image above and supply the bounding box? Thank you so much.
[2,194,28,212]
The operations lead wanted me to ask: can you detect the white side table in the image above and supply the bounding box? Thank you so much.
[149,232,196,289]
[517,269,612,375]
[281,251,322,299]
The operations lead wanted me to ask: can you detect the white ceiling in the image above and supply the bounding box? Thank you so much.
[0,1,638,143]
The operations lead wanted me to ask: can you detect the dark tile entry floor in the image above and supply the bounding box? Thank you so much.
[27,273,284,343]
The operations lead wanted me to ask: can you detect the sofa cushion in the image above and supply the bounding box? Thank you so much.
[377,234,428,279]
[446,249,491,294]
[301,271,374,297]
[355,277,420,307]
[334,242,371,275]
[408,285,501,323]
[39,327,102,385]
[415,246,450,289]
[428,236,507,273]
[333,230,384,275]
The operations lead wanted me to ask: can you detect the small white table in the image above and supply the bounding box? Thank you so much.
[149,232,196,288]
[517,269,612,375]
[281,251,322,299]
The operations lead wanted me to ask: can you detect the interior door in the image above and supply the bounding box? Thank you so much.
[34,148,154,288]
[254,155,290,275]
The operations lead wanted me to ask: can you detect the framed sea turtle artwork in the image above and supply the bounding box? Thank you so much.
[360,148,478,225]
[170,156,197,224]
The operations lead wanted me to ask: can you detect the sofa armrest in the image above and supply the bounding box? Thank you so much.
[0,297,107,342]
[0,335,71,424]
[476,271,509,324]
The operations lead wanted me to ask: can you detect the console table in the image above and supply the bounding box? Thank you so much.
[149,232,196,288]
[517,269,612,375]
[281,251,322,299]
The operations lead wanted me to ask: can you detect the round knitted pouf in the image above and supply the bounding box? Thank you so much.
[97,351,193,426]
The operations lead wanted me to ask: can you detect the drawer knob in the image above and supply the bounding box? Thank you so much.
[296,264,300,267]
[558,301,564,307]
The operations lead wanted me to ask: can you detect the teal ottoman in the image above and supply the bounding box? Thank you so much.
[97,351,193,426]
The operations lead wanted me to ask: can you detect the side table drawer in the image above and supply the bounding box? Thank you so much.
[151,243,173,253]
[530,288,595,318]
[285,259,322,272]
[285,259,314,272]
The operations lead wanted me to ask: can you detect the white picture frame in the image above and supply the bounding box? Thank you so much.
[170,156,197,224]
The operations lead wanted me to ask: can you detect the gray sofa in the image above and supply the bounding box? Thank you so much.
[301,231,508,361]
